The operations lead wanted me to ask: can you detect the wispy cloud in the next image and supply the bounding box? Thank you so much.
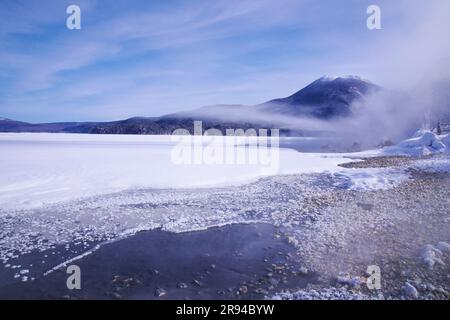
[0,0,449,122]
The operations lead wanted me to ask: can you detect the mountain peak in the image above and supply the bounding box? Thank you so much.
[317,75,370,83]
[262,76,380,119]
[318,75,339,81]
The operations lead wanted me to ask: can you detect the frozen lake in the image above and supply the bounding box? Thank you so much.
[0,133,353,210]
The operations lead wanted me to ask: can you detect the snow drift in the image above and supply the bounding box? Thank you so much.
[383,131,448,157]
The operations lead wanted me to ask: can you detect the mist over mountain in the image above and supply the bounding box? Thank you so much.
[161,76,380,122]
[258,76,380,119]
[0,75,430,143]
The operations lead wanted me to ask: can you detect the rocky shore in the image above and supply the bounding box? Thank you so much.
[1,155,449,300]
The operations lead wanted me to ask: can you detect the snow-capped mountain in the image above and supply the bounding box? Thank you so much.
[0,76,381,134]
[163,76,381,121]
[258,76,380,119]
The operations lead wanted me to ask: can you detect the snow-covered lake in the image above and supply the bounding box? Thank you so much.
[2,131,447,286]
[0,133,354,210]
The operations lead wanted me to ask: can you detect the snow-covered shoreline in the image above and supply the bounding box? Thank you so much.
[0,129,450,298]
[1,131,449,299]
[3,131,448,210]
[1,154,448,299]
[0,132,353,210]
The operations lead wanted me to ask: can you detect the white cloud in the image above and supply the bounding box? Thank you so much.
[0,0,449,122]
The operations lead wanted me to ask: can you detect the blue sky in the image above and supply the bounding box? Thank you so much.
[0,0,448,122]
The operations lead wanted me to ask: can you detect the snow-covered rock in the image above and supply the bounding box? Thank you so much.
[336,274,364,289]
[421,244,445,269]
[441,134,450,150]
[397,132,445,153]
[436,242,450,254]
[384,131,447,157]
[402,282,419,299]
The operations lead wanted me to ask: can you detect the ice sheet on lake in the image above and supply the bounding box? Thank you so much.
[0,132,427,278]
[0,133,353,210]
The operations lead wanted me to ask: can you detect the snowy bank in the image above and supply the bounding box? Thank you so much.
[383,131,448,157]
[2,131,445,210]
[0,133,354,210]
